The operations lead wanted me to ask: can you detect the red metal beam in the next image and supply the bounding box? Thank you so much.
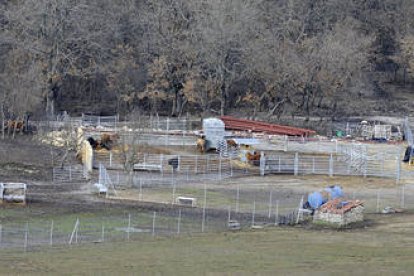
[220,116,316,136]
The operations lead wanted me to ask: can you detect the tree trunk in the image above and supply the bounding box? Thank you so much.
[171,90,178,116]
[220,85,226,116]
[1,103,4,140]
[12,116,19,140]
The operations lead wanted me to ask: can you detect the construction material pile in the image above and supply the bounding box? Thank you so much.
[220,116,315,136]
[319,198,364,215]
[314,198,364,226]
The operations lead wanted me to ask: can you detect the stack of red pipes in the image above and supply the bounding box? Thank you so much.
[220,116,316,136]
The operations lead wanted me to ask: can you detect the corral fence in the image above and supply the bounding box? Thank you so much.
[260,147,404,181]
[52,166,88,184]
[94,153,238,180]
[81,114,119,128]
[117,132,196,147]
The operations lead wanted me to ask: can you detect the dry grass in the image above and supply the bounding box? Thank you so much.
[2,214,414,275]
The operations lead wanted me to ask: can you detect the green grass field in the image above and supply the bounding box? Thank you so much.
[1,222,414,275]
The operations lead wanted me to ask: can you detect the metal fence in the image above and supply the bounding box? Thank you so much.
[260,150,403,180]
[404,117,413,146]
[52,166,88,184]
[2,178,412,251]
[94,153,237,179]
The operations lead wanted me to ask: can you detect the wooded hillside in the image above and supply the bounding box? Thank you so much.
[1,0,414,120]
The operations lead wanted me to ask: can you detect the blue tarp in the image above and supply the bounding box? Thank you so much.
[308,192,324,209]
[307,185,343,209]
[324,185,343,199]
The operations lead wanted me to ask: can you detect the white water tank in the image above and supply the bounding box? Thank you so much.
[203,118,225,151]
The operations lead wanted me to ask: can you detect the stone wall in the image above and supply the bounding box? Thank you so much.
[313,205,364,226]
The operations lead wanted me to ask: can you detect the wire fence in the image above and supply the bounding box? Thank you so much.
[2,179,412,252]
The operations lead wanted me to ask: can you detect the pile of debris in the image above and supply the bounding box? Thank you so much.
[303,185,365,227]
[314,198,364,226]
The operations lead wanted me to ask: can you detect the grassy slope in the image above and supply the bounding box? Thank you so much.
[1,227,414,275]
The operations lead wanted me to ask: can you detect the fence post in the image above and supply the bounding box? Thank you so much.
[195,155,198,174]
[24,222,29,252]
[50,220,54,246]
[278,156,281,173]
[251,200,256,227]
[230,159,233,177]
[139,179,143,201]
[152,212,156,237]
[69,218,79,245]
[0,224,2,246]
[109,152,112,168]
[329,154,334,177]
[275,200,279,226]
[376,190,381,213]
[219,156,222,180]
[177,209,181,235]
[260,151,265,176]
[236,184,240,213]
[127,213,131,241]
[401,184,405,209]
[396,155,401,184]
[312,157,315,174]
[69,166,72,182]
[228,206,231,222]
[202,183,207,233]
[268,189,273,219]
[166,118,170,145]
[284,135,288,151]
[172,169,176,204]
[294,153,299,176]
[296,196,304,224]
[160,154,164,176]
[101,224,105,242]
